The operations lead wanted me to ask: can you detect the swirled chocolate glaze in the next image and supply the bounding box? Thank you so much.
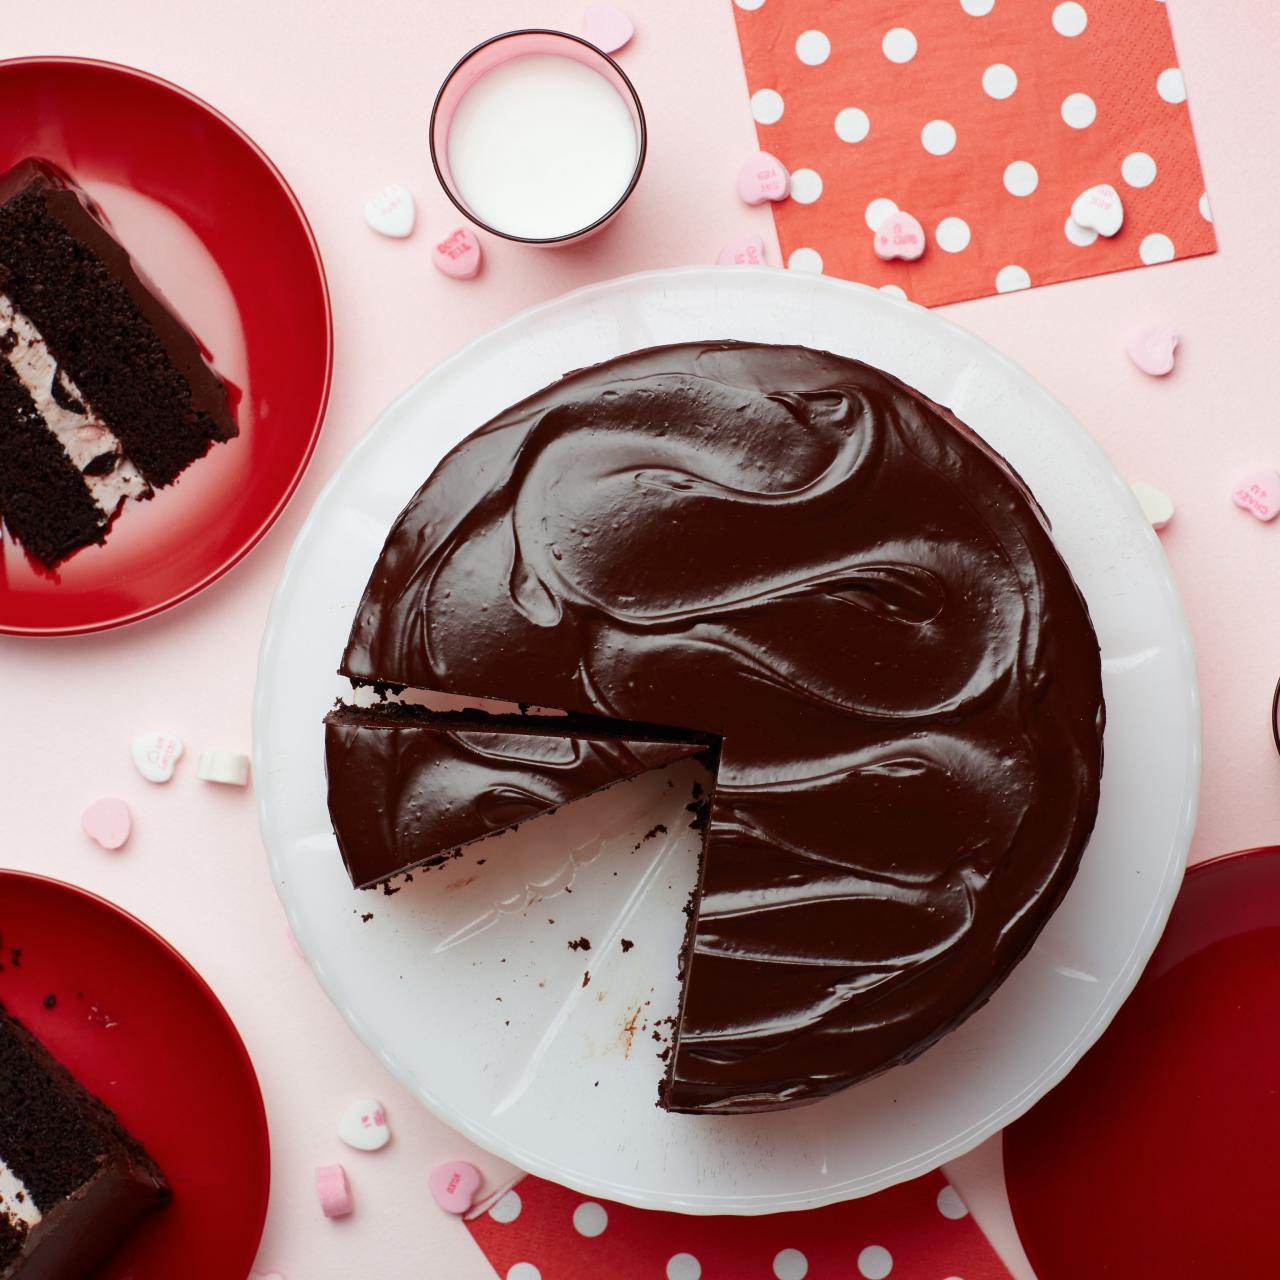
[339,342,1105,1114]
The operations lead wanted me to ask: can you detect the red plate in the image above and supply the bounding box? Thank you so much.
[0,57,332,635]
[1004,848,1280,1278]
[0,871,269,1278]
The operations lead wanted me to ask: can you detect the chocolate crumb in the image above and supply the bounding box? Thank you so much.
[42,993,56,1010]
[361,912,374,923]
[567,937,591,952]
[620,939,634,953]
[582,971,591,988]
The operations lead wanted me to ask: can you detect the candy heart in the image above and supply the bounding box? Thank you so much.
[736,151,790,206]
[1126,325,1179,377]
[716,235,766,266]
[338,1098,391,1152]
[131,731,184,783]
[874,211,926,261]
[315,1164,353,1218]
[363,184,415,238]
[1232,468,1280,522]
[432,227,483,280]
[82,799,131,851]
[1130,481,1175,531]
[1070,184,1124,237]
[428,1160,482,1214]
[583,3,634,54]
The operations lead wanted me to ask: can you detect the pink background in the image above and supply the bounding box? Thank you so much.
[0,1,1276,1276]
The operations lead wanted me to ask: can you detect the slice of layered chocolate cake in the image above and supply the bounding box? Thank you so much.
[0,1002,169,1277]
[325,703,713,888]
[0,158,237,568]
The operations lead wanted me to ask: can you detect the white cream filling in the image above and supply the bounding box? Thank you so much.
[0,1156,40,1231]
[0,294,149,515]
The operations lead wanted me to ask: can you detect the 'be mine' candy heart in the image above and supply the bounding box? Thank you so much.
[433,227,483,280]
[429,1160,482,1214]
[363,184,415,238]
[1127,325,1179,377]
[736,152,790,206]
[338,1098,391,1152]
[1070,184,1124,238]
[82,799,131,851]
[131,731,184,783]
[716,235,766,266]
[1130,481,1175,531]
[874,211,926,262]
[583,3,634,54]
[1232,469,1280,522]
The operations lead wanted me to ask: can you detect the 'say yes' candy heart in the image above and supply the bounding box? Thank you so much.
[433,227,483,280]
[131,731,184,783]
[1070,184,1124,237]
[874,211,926,261]
[338,1098,391,1152]
[1232,469,1280,522]
[429,1160,482,1214]
[583,3,634,54]
[736,152,790,206]
[363,184,416,238]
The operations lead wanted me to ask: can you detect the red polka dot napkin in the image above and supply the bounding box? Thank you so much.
[730,0,1216,305]
[466,1169,1012,1279]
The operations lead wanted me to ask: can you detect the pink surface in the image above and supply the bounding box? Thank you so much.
[0,1,1276,1277]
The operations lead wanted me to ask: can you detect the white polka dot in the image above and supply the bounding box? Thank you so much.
[507,1266,540,1280]
[1061,93,1096,128]
[572,1201,607,1237]
[1003,161,1038,197]
[937,1184,970,1219]
[835,107,870,143]
[1121,152,1157,188]
[751,88,784,125]
[996,265,1031,292]
[734,0,765,9]
[787,247,824,273]
[935,217,971,252]
[1065,215,1098,246]
[882,28,917,63]
[961,0,995,13]
[1140,233,1175,264]
[982,64,1017,99]
[789,169,823,204]
[1199,191,1213,222]
[1052,2,1088,36]
[667,1256,702,1280]
[795,30,830,65]
[858,1245,894,1279]
[864,197,899,231]
[921,120,957,156]
[490,1190,522,1223]
[879,284,908,300]
[773,1248,809,1280]
[1157,67,1186,103]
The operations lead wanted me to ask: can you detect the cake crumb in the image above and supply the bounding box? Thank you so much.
[360,912,374,923]
[567,936,591,952]
[620,938,634,953]
[582,971,591,988]
[42,993,57,1010]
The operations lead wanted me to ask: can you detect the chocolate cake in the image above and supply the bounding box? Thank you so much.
[325,703,713,888]
[0,158,237,567]
[0,1002,169,1276]
[334,341,1105,1114]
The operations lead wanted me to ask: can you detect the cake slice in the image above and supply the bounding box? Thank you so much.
[0,1002,169,1277]
[0,158,237,567]
[325,703,713,889]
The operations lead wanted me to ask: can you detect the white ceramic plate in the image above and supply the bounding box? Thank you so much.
[254,267,1199,1214]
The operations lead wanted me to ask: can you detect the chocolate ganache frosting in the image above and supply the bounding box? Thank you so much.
[338,341,1105,1114]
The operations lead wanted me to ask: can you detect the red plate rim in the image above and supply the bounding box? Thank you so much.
[0,55,334,638]
[0,867,271,1262]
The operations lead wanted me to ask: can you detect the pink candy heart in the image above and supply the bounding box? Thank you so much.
[716,235,766,267]
[736,151,790,206]
[874,211,926,262]
[432,227,483,280]
[1127,325,1179,377]
[583,3,634,54]
[429,1160,482,1214]
[81,798,131,851]
[1232,469,1280,523]
[316,1164,353,1218]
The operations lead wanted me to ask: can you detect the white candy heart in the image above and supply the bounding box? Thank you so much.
[197,750,250,786]
[131,731,184,783]
[1130,481,1175,531]
[1070,184,1124,238]
[338,1098,391,1151]
[363,184,416,238]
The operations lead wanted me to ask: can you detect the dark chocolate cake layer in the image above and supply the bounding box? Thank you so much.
[339,341,1105,1114]
[0,1002,169,1278]
[325,704,712,888]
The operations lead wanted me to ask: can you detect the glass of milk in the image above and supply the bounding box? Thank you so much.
[430,30,647,245]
